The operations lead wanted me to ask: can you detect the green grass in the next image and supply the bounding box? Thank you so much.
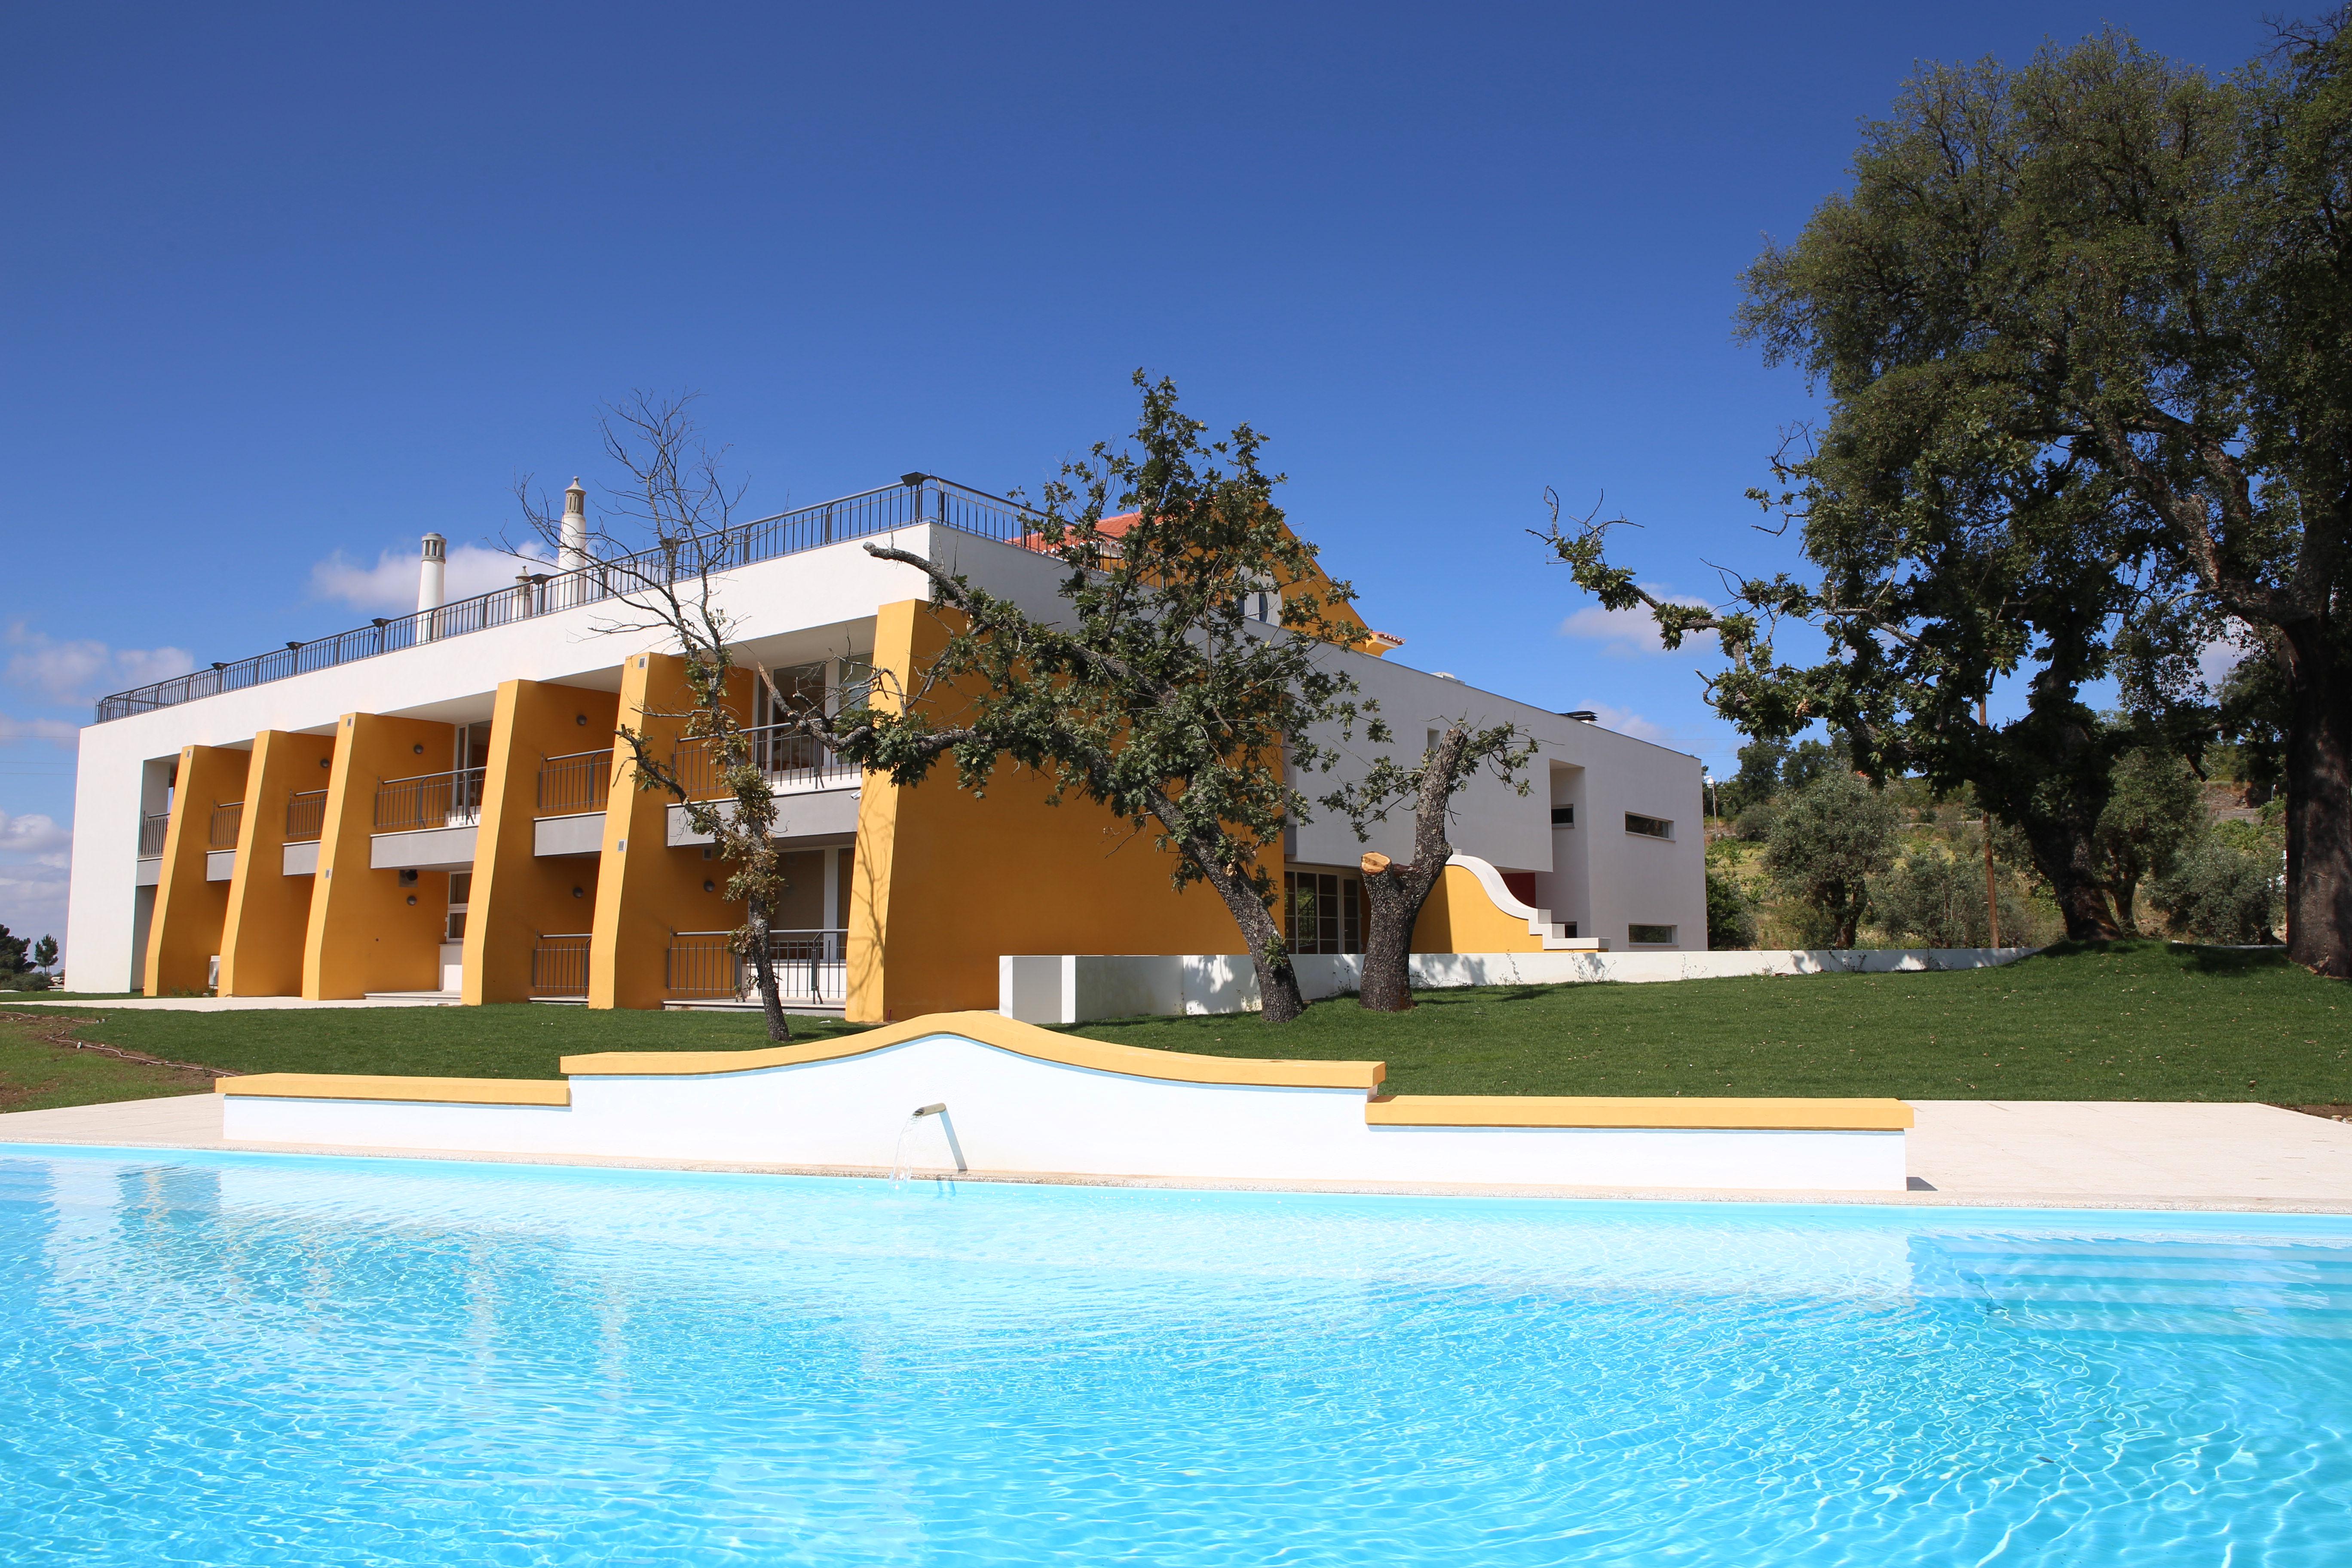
[2,942,2345,1112]
[1067,941,2351,1102]
[0,1011,214,1112]
[0,1005,871,1096]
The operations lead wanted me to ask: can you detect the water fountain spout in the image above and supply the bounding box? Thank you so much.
[889,1103,953,1188]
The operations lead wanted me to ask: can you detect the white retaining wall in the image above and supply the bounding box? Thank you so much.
[223,1028,1907,1191]
[998,947,2039,1023]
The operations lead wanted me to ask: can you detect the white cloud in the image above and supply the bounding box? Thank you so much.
[5,625,195,705]
[1557,585,1716,657]
[1578,703,1672,744]
[2197,633,2257,695]
[309,540,555,616]
[0,711,77,744]
[0,810,70,861]
[0,808,70,949]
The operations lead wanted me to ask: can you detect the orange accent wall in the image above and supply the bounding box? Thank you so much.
[465,680,619,1004]
[217,730,336,996]
[588,654,750,1009]
[142,744,248,996]
[1410,864,1543,953]
[303,713,457,999]
[846,600,1273,1022]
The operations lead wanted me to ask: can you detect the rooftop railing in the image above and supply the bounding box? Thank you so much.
[95,475,1036,723]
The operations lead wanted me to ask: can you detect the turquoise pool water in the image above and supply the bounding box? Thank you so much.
[3,1147,2348,1565]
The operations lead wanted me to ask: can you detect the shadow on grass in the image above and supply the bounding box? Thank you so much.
[2027,938,2295,977]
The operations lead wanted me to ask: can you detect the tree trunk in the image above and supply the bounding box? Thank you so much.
[744,891,792,1042]
[2012,813,2122,943]
[2281,631,2352,978]
[1358,853,1439,1012]
[1356,728,1473,1012]
[1194,868,1306,1023]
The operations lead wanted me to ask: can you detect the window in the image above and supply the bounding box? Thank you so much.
[1625,812,1672,839]
[446,872,472,942]
[1562,922,1577,938]
[1284,871,1362,955]
[1628,924,1676,945]
[1550,805,1574,827]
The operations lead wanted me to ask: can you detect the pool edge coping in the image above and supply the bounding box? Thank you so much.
[6,1129,2349,1215]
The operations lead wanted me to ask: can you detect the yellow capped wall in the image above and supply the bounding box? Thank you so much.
[143,744,248,997]
[464,680,618,1004]
[217,730,337,996]
[588,653,750,1009]
[303,713,457,998]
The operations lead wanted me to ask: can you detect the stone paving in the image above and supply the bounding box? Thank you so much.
[4,1093,2348,1213]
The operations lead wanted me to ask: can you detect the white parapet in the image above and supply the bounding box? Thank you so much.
[218,1012,1912,1192]
[999,947,2040,1022]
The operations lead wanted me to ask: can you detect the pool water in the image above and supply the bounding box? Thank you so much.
[3,1148,2349,1565]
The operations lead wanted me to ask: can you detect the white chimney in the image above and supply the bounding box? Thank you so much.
[417,533,447,616]
[559,477,588,571]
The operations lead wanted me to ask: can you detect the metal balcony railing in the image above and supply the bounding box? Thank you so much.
[95,476,1038,723]
[208,802,243,851]
[286,790,327,843]
[537,749,614,814]
[672,725,858,801]
[137,812,170,858]
[532,934,591,997]
[374,767,486,833]
[666,928,847,1003]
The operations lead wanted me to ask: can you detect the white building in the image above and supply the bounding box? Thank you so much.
[69,475,1707,1017]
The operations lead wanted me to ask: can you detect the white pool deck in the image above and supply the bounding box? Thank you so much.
[3,1092,2348,1212]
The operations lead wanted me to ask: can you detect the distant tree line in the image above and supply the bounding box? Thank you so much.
[0,925,58,991]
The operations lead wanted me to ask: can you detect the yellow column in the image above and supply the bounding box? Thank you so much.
[143,744,249,997]
[303,712,457,999]
[588,653,749,1009]
[217,730,337,996]
[464,680,620,1004]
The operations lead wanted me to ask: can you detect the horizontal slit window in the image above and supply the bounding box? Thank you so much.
[1550,805,1574,826]
[1625,812,1672,839]
[1628,924,1676,945]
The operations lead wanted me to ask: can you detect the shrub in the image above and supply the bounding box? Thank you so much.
[7,971,52,992]
[1705,867,1758,950]
[2152,833,2283,944]
[1762,771,1902,948]
[1871,845,2034,949]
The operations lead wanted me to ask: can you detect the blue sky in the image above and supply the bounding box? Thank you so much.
[0,2,2281,943]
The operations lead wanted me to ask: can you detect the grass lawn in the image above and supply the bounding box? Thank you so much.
[0,942,2344,1113]
[0,1009,215,1113]
[1069,941,2351,1103]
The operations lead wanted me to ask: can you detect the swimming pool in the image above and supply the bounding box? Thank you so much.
[3,1147,2347,1565]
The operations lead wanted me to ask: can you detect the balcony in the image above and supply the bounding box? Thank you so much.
[205,801,242,882]
[371,767,484,872]
[93,475,1038,723]
[531,934,592,999]
[666,928,846,1009]
[283,789,327,876]
[666,726,861,847]
[135,811,169,887]
[533,749,612,858]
